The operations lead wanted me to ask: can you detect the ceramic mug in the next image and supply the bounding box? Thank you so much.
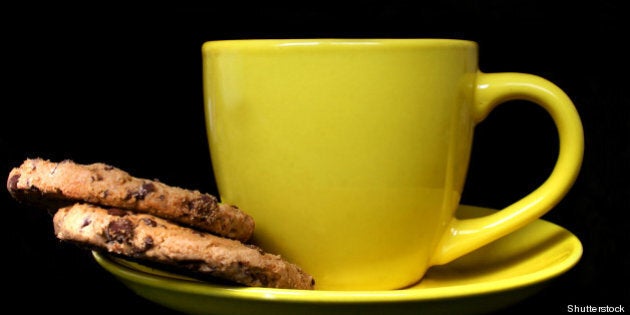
[202,39,583,290]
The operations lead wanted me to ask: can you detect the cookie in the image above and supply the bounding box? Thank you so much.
[53,203,314,289]
[7,158,254,242]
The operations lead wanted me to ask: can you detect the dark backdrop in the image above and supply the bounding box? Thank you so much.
[2,3,627,314]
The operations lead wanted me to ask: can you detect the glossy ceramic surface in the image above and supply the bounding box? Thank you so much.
[202,38,584,290]
[93,205,582,315]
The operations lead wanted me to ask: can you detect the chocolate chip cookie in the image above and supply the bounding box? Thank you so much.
[53,203,314,289]
[7,158,254,242]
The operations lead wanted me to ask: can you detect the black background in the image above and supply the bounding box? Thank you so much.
[2,2,627,314]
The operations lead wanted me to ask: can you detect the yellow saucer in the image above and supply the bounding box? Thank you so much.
[93,205,582,315]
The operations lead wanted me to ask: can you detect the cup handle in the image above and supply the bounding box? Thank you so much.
[430,72,584,265]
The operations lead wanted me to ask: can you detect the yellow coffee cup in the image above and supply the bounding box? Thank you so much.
[202,39,583,290]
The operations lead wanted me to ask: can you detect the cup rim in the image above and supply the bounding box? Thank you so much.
[202,38,477,51]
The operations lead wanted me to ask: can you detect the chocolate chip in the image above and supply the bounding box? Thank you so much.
[132,236,154,253]
[139,182,156,197]
[124,190,133,200]
[106,218,134,243]
[126,235,155,254]
[81,217,92,228]
[143,236,154,249]
[100,190,109,198]
[125,182,156,201]
[107,208,128,217]
[141,217,157,227]
[7,174,20,192]
[187,194,217,216]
